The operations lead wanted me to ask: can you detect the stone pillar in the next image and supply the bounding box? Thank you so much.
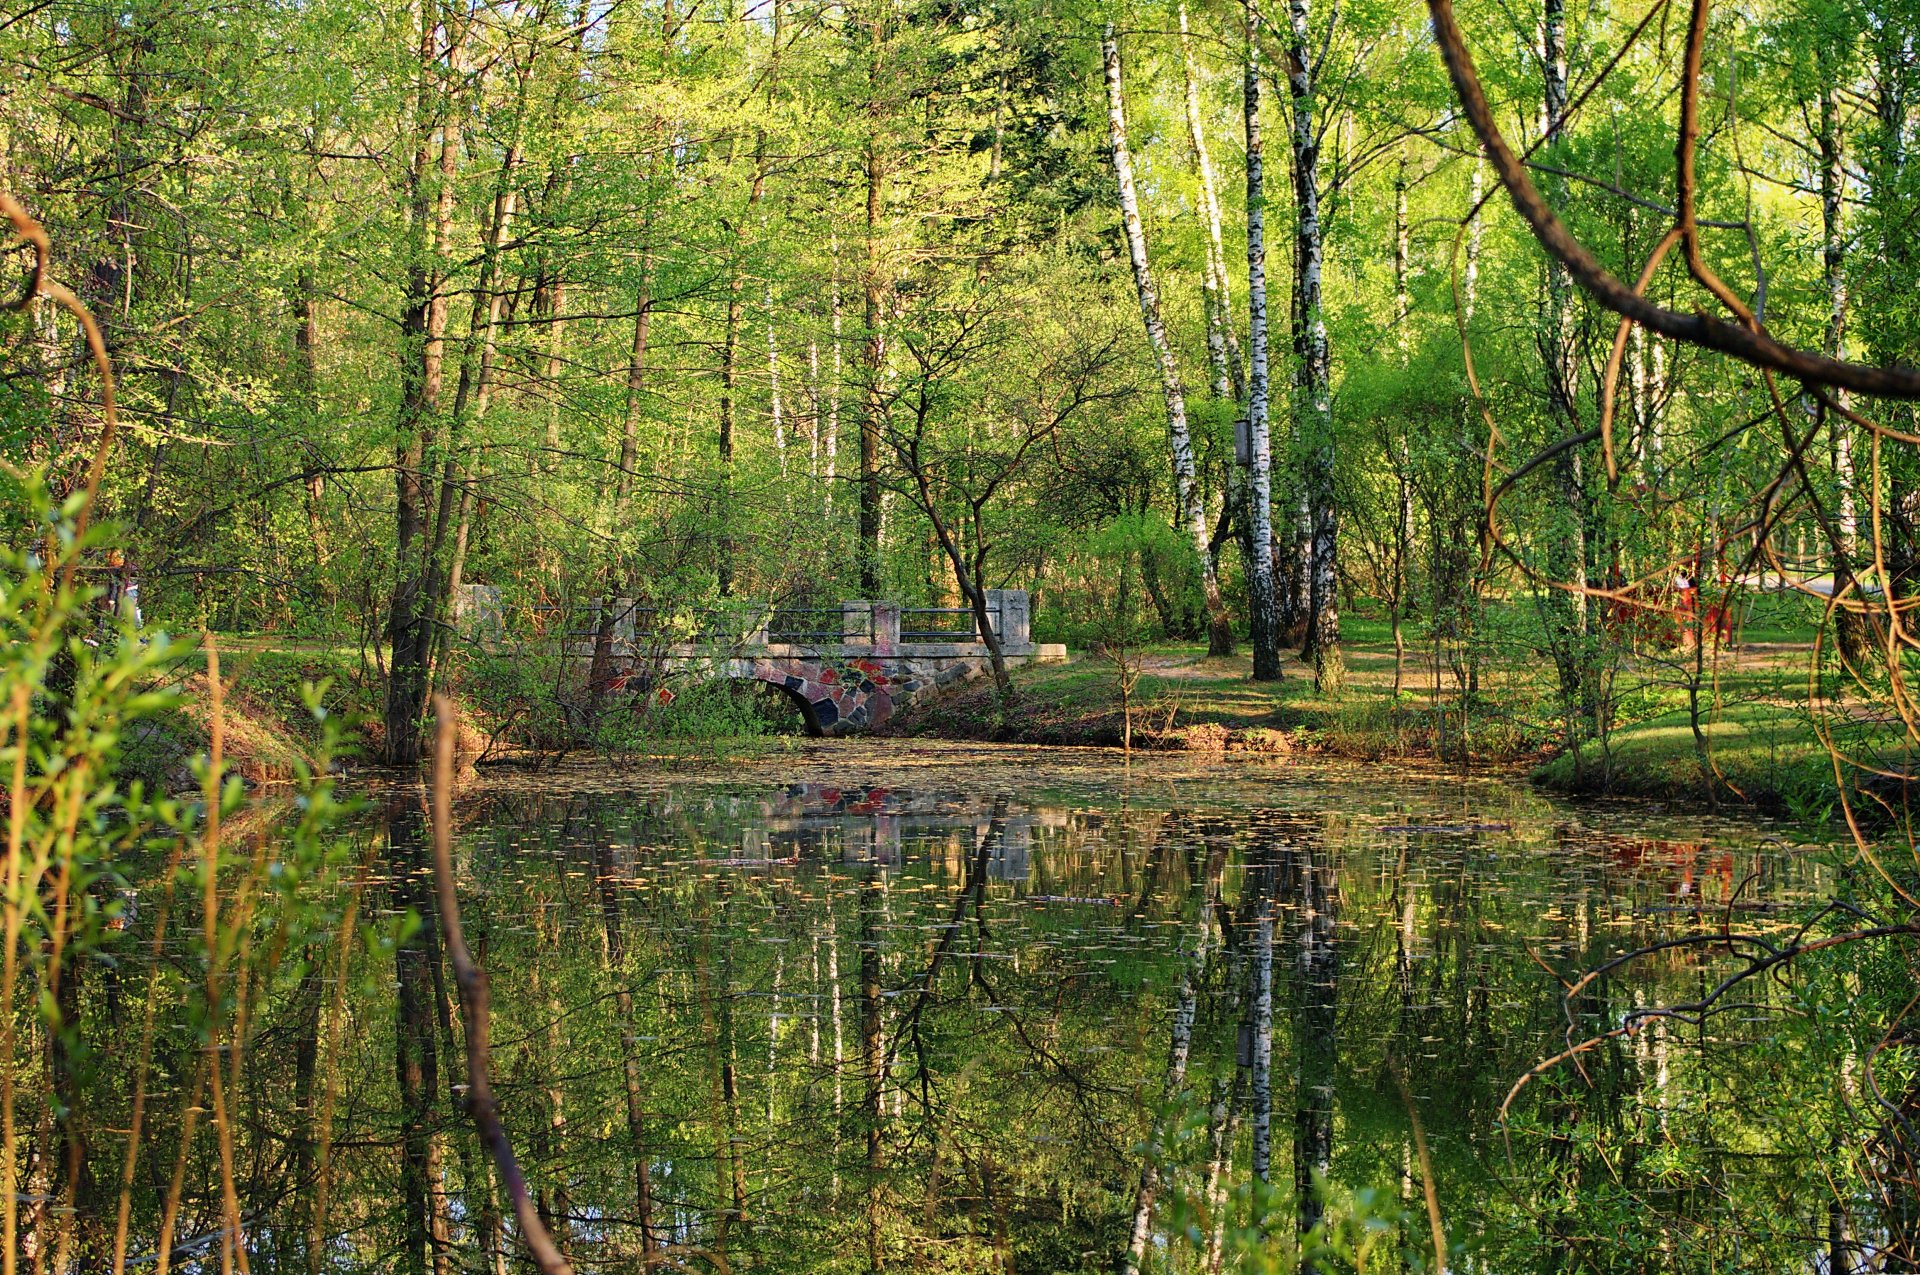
[872,601,901,649]
[841,601,874,645]
[985,588,1031,651]
[452,584,505,648]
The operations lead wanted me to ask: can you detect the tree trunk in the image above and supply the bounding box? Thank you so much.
[1103,24,1235,657]
[1243,0,1281,679]
[1181,5,1245,407]
[1818,70,1870,665]
[1539,0,1592,738]
[383,12,459,766]
[1285,0,1341,692]
[859,1,889,597]
[827,235,844,520]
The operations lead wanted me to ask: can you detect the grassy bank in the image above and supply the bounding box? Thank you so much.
[892,603,1885,821]
[121,639,383,788]
[882,617,1553,762]
[140,597,1887,825]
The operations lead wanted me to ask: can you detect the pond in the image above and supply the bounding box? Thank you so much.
[38,742,1892,1272]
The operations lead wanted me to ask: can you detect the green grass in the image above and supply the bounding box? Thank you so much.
[896,597,1897,826]
[1532,700,1843,818]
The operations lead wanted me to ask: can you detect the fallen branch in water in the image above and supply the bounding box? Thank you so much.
[430,695,575,1275]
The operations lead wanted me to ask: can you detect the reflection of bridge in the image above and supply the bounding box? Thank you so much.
[456,587,1066,735]
[729,785,1071,876]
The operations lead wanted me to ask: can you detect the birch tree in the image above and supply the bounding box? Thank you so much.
[1244,0,1283,680]
[1284,0,1343,691]
[1103,24,1236,657]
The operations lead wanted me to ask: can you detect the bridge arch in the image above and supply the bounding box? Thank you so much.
[728,655,901,735]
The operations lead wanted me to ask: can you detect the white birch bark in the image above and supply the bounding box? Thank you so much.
[1181,4,1245,405]
[1540,0,1590,726]
[767,283,787,478]
[1103,24,1235,655]
[1820,76,1856,549]
[1464,159,1483,322]
[1244,0,1281,680]
[807,337,822,480]
[826,235,843,519]
[1285,0,1341,690]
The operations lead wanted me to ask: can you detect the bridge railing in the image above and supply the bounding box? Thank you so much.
[900,606,987,642]
[766,606,855,644]
[458,587,1033,653]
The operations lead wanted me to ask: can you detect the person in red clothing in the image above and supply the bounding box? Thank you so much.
[1672,568,1696,646]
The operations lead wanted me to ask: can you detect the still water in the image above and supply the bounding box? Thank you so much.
[50,742,1888,1272]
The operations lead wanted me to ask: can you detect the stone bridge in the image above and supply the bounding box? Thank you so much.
[456,587,1066,735]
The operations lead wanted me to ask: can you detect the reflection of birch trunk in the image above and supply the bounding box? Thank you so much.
[768,941,783,1144]
[1291,845,1337,1244]
[830,901,847,1200]
[860,868,886,1273]
[307,842,374,1273]
[1103,24,1236,658]
[1123,850,1220,1274]
[694,929,746,1242]
[1250,896,1275,1183]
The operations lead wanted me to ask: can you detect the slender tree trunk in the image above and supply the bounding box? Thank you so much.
[1540,0,1591,736]
[859,1,888,596]
[294,280,332,598]
[1181,5,1245,406]
[589,260,654,699]
[1391,148,1414,694]
[383,10,458,765]
[1881,46,1920,603]
[1285,0,1341,691]
[1818,71,1869,664]
[1103,24,1235,656]
[827,235,844,520]
[1243,0,1281,679]
[1464,159,1484,323]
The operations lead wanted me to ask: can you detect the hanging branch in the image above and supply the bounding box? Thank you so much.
[2,192,120,585]
[1424,0,1920,400]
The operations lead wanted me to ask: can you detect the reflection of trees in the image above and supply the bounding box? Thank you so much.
[21,773,1879,1272]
